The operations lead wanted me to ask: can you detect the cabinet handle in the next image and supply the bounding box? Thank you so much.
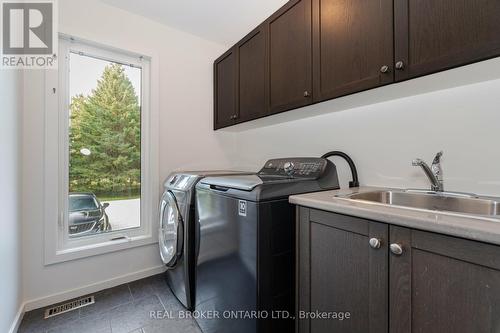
[390,243,404,256]
[380,65,389,73]
[303,91,310,98]
[395,61,405,70]
[369,238,382,249]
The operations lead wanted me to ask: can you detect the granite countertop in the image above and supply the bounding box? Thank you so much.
[289,186,500,246]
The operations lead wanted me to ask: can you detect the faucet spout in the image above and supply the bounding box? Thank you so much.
[412,153,444,192]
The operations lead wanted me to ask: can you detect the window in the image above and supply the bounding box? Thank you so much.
[67,50,142,238]
[44,35,158,264]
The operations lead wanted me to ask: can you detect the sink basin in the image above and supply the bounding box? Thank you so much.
[342,190,500,218]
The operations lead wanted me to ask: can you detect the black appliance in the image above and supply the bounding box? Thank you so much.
[194,157,340,333]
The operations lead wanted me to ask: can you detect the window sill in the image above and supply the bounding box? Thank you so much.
[44,234,157,266]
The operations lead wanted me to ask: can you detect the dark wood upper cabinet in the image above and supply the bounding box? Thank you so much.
[297,209,388,333]
[390,226,500,333]
[268,0,312,114]
[214,0,500,129]
[395,0,500,81]
[214,48,236,129]
[312,0,394,101]
[236,25,268,122]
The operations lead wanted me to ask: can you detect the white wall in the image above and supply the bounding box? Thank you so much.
[22,0,234,308]
[0,70,23,331]
[229,58,500,196]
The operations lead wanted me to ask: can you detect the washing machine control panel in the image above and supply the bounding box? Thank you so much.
[259,158,328,179]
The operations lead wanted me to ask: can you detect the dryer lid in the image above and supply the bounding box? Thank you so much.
[159,191,184,267]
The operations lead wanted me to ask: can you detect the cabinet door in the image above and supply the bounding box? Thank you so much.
[312,0,394,102]
[214,48,236,129]
[394,0,500,81]
[236,25,268,122]
[390,227,500,333]
[297,208,388,333]
[268,0,312,114]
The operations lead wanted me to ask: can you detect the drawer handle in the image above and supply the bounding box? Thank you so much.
[390,243,404,256]
[380,65,389,73]
[395,61,405,70]
[369,238,382,249]
[303,91,310,98]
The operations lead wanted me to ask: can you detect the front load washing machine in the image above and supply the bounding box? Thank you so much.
[159,171,250,310]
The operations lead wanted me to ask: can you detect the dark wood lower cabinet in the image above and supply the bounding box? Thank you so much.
[297,208,388,333]
[390,226,500,333]
[298,207,500,333]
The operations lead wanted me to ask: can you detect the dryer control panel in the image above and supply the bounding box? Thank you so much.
[259,158,328,179]
[166,174,196,191]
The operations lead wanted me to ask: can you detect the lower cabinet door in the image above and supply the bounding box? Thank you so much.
[390,226,500,333]
[297,208,389,333]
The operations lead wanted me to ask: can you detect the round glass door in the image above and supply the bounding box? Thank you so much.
[159,191,183,267]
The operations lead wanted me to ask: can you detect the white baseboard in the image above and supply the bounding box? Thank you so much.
[23,265,166,312]
[9,303,25,333]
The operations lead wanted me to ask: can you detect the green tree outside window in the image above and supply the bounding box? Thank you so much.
[69,63,141,199]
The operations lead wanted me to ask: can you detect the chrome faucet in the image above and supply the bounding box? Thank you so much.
[412,151,444,192]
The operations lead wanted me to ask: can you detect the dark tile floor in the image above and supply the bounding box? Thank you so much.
[18,274,202,333]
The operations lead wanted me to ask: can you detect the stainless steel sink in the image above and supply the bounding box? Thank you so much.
[341,190,500,218]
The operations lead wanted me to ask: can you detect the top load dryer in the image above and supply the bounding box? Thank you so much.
[194,158,340,333]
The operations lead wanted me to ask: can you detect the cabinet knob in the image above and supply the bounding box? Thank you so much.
[303,91,310,98]
[369,238,382,249]
[395,61,405,70]
[390,243,404,256]
[380,65,389,73]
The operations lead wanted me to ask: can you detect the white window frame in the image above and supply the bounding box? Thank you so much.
[44,34,159,264]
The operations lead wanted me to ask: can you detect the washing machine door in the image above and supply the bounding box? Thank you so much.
[159,191,184,267]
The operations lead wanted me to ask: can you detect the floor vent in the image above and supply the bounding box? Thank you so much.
[44,295,95,319]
